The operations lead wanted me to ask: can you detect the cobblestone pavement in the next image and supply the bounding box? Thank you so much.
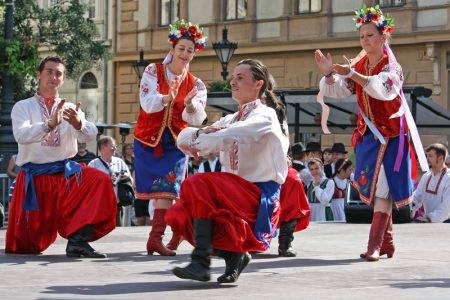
[1,222,450,300]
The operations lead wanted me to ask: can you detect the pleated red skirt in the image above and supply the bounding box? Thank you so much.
[166,172,280,253]
[279,167,310,232]
[5,167,117,254]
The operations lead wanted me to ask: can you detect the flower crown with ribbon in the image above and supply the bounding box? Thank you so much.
[168,19,207,51]
[354,5,395,34]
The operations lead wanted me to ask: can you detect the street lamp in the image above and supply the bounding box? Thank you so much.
[212,27,238,81]
[114,122,135,145]
[132,49,149,82]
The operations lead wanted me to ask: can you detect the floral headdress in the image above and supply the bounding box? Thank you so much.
[354,5,395,34]
[168,19,207,52]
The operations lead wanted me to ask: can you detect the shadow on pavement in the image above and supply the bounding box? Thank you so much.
[42,280,237,296]
[389,278,450,289]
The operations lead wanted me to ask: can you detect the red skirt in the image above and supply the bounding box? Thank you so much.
[5,167,117,254]
[165,172,280,253]
[279,167,310,232]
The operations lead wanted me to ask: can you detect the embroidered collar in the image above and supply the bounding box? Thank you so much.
[35,93,61,108]
[234,99,261,122]
[425,167,448,195]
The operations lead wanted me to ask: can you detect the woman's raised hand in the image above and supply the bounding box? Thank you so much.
[314,50,333,75]
[332,56,352,76]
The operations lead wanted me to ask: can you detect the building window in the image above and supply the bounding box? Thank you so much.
[80,72,98,89]
[42,0,57,7]
[88,0,95,19]
[160,0,180,26]
[298,0,322,14]
[379,0,405,7]
[226,0,247,20]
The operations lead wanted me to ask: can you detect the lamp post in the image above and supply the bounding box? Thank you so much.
[132,49,149,84]
[114,122,135,146]
[0,0,17,172]
[212,27,238,81]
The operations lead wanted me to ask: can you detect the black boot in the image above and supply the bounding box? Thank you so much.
[66,225,107,258]
[278,219,297,257]
[216,250,251,283]
[172,219,213,281]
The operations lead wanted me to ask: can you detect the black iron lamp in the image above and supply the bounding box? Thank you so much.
[132,49,149,82]
[114,122,135,145]
[212,27,238,81]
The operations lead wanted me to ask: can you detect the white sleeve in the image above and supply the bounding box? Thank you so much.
[195,113,273,155]
[319,76,353,99]
[12,101,51,144]
[314,180,335,206]
[181,78,207,125]
[74,106,98,143]
[364,64,403,101]
[139,63,165,113]
[412,175,426,216]
[427,182,450,223]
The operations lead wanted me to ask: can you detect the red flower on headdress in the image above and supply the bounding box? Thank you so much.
[373,13,379,20]
[357,18,363,23]
[195,32,203,39]
[170,37,177,43]
[387,27,394,34]
[180,26,186,36]
[188,26,197,35]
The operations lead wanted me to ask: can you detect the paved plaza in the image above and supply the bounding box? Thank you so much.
[1,222,449,300]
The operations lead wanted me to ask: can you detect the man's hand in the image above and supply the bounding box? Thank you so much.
[48,99,66,129]
[63,102,82,130]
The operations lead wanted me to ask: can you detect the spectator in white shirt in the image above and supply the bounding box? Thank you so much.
[412,143,450,223]
[89,136,131,226]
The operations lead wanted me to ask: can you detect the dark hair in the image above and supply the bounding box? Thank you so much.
[323,148,332,154]
[236,59,287,135]
[122,143,133,154]
[38,56,66,73]
[333,158,353,177]
[172,36,195,48]
[98,136,115,151]
[426,143,448,160]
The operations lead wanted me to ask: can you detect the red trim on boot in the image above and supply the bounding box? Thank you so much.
[147,209,176,256]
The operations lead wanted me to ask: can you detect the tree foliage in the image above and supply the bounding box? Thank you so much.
[0,0,111,100]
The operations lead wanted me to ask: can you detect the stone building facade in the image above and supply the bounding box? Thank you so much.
[110,0,450,148]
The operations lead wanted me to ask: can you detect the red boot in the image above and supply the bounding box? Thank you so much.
[166,234,183,251]
[380,213,395,258]
[360,213,395,259]
[147,209,176,256]
[361,211,390,262]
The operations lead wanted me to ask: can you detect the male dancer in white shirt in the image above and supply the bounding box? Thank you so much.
[412,143,450,223]
[6,56,117,258]
[167,59,288,283]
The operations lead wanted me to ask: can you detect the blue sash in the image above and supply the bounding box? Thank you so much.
[21,160,82,211]
[254,181,280,247]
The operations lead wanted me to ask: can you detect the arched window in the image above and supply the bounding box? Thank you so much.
[80,72,98,89]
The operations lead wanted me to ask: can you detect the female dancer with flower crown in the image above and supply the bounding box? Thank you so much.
[314,5,428,261]
[134,20,208,256]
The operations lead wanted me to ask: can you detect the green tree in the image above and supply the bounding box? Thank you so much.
[0,0,110,100]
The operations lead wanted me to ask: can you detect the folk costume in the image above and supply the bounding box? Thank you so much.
[306,176,335,221]
[331,176,348,221]
[6,95,117,257]
[167,98,289,281]
[412,167,450,223]
[278,167,310,256]
[316,5,428,261]
[134,19,207,256]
